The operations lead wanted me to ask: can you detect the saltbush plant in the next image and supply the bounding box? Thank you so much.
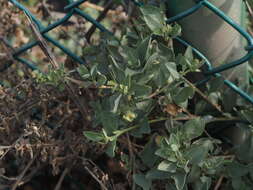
[10,2,253,190]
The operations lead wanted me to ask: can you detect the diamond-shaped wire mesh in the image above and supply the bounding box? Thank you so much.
[3,0,253,104]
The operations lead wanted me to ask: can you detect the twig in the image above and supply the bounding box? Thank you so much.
[78,157,108,190]
[214,155,234,190]
[0,36,15,53]
[0,36,16,70]
[54,167,70,190]
[11,152,38,190]
[85,0,114,42]
[126,133,137,190]
[84,166,108,190]
[181,76,223,114]
[245,0,253,22]
[81,2,119,17]
[0,133,31,160]
[23,11,90,120]
[0,175,17,181]
[214,175,224,190]
[21,164,46,186]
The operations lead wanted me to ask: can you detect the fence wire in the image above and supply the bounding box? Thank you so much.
[2,0,253,104]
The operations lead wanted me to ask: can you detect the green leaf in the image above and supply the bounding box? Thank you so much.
[109,56,127,84]
[200,177,212,190]
[163,62,180,79]
[130,83,152,98]
[231,177,251,190]
[188,165,201,183]
[133,173,152,190]
[184,47,194,61]
[166,183,178,190]
[226,161,249,178]
[140,137,159,168]
[173,87,194,104]
[185,140,213,165]
[146,168,171,180]
[158,161,177,173]
[208,76,224,93]
[192,177,211,190]
[111,94,122,113]
[222,88,237,112]
[90,64,98,78]
[241,110,253,124]
[137,36,151,64]
[236,133,253,162]
[100,112,119,134]
[155,148,177,163]
[157,43,175,61]
[140,5,164,34]
[183,118,205,141]
[172,172,187,190]
[83,131,105,142]
[177,54,192,72]
[123,46,140,69]
[97,74,107,86]
[105,139,117,157]
[131,117,151,137]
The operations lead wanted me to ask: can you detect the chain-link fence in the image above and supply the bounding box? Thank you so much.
[3,0,253,104]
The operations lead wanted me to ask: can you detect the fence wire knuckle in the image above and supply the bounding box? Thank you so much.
[3,0,253,104]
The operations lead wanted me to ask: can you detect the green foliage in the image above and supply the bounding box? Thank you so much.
[35,3,253,190]
[33,64,66,91]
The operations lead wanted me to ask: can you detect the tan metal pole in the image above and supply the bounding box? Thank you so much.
[167,0,247,86]
[166,0,250,146]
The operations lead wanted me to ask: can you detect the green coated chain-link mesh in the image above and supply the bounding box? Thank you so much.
[2,0,253,104]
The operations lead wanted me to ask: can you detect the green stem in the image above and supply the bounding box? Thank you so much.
[110,115,247,141]
[113,117,169,139]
